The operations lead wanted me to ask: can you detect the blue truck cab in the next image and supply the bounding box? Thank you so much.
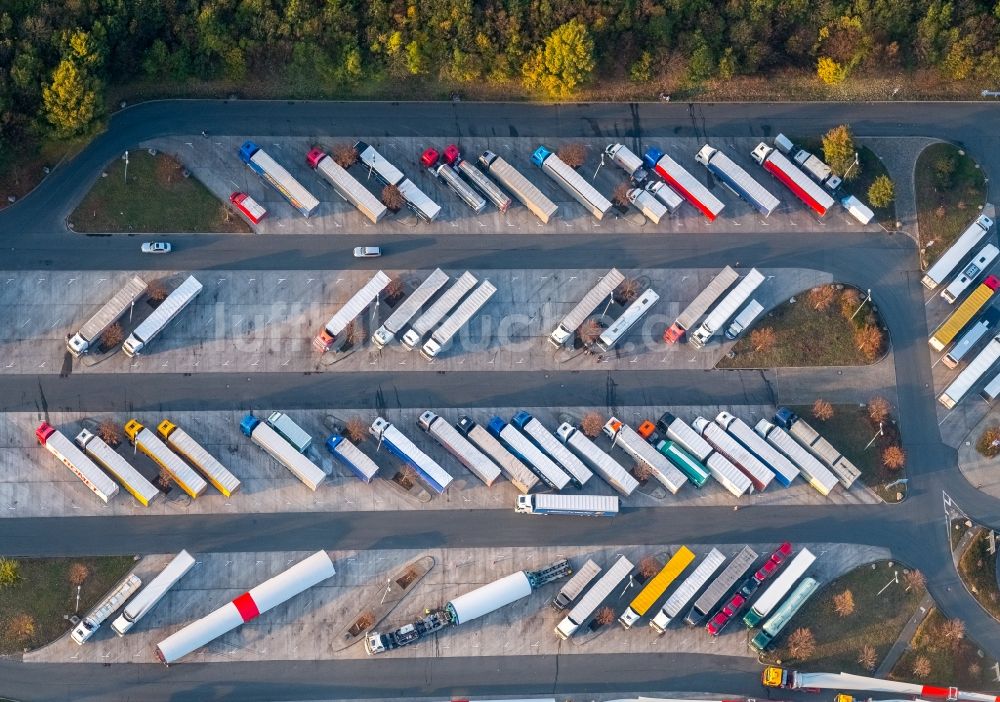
[530,146,553,169]
[642,147,664,170]
[239,414,261,437]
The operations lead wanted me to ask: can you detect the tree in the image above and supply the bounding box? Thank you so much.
[332,144,359,169]
[939,618,965,649]
[345,417,368,444]
[97,420,121,446]
[913,655,932,678]
[812,399,834,421]
[787,627,816,659]
[594,606,615,626]
[868,396,891,423]
[42,58,100,138]
[809,285,836,311]
[639,556,661,580]
[0,558,19,587]
[577,319,602,345]
[580,412,605,438]
[612,181,632,208]
[381,184,405,212]
[934,155,956,190]
[817,56,848,85]
[344,319,364,346]
[750,327,777,353]
[868,175,895,208]
[385,277,405,301]
[147,280,168,303]
[840,288,862,319]
[101,322,124,349]
[616,279,640,304]
[822,125,858,181]
[632,462,653,482]
[976,426,1000,458]
[630,51,654,82]
[156,465,173,490]
[904,569,926,592]
[858,644,877,671]
[68,562,90,586]
[855,324,883,361]
[521,19,595,98]
[882,445,906,470]
[558,143,587,168]
[833,589,855,617]
[8,613,36,643]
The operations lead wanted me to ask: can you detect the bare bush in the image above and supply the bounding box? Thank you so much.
[858,644,877,671]
[938,618,965,649]
[354,610,375,630]
[147,280,168,302]
[577,319,602,345]
[855,324,884,361]
[612,181,632,207]
[912,655,932,678]
[833,589,855,617]
[332,144,359,168]
[882,445,906,470]
[616,278,640,304]
[8,613,36,642]
[808,285,836,311]
[558,143,587,168]
[787,627,816,660]
[101,322,125,348]
[751,326,777,353]
[386,277,405,300]
[381,184,405,211]
[97,420,122,446]
[594,606,615,626]
[840,288,862,319]
[976,425,1000,458]
[632,462,653,482]
[345,319,365,346]
[638,556,661,580]
[812,399,834,421]
[68,562,90,586]
[868,396,891,423]
[580,412,605,438]
[904,569,926,592]
[345,417,368,444]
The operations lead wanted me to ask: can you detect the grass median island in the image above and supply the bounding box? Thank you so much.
[958,527,1000,622]
[891,608,994,689]
[717,285,886,368]
[0,555,136,654]
[917,143,988,265]
[762,560,925,672]
[70,150,250,233]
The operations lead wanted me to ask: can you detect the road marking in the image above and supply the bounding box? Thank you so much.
[67,278,76,285]
[281,359,289,367]
[5,362,15,368]
[925,295,936,307]
[19,318,30,328]
[938,408,956,426]
[37,361,45,368]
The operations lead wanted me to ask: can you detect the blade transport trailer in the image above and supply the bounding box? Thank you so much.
[238,141,319,217]
[549,268,626,346]
[696,145,780,217]
[557,422,639,496]
[67,275,148,357]
[306,148,388,224]
[123,275,203,357]
[240,414,326,491]
[555,556,634,639]
[664,266,740,344]
[112,550,196,636]
[760,666,1000,702]
[650,548,727,633]
[531,145,612,221]
[75,429,159,506]
[455,416,540,494]
[36,422,119,504]
[401,271,478,351]
[643,148,725,221]
[418,411,502,486]
[369,417,453,494]
[619,547,696,628]
[372,269,450,349]
[313,270,391,352]
[479,150,558,223]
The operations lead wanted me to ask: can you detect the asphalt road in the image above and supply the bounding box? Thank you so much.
[1,100,1000,702]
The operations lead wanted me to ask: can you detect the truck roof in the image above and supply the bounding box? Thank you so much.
[674,266,740,330]
[555,269,625,336]
[76,275,148,343]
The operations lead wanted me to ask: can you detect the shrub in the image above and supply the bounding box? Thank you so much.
[97,420,121,446]
[580,412,604,438]
[833,589,855,617]
[8,613,36,642]
[938,618,965,649]
[632,462,653,482]
[612,181,632,208]
[381,184,405,211]
[812,399,834,421]
[101,322,125,348]
[855,324,883,361]
[594,606,615,626]
[912,655,932,678]
[147,280,168,302]
[0,558,20,587]
[808,285,836,311]
[68,563,90,586]
[904,569,926,592]
[858,644,877,671]
[882,445,906,470]
[639,556,661,580]
[557,143,587,168]
[332,144,359,169]
[577,319,602,345]
[385,277,405,300]
[616,278,640,304]
[868,174,895,208]
[976,426,1000,458]
[868,396,891,423]
[345,417,368,444]
[750,327,777,353]
[840,288,862,319]
[787,627,816,659]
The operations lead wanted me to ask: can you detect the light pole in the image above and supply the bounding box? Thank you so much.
[850,288,872,320]
[864,421,884,451]
[123,150,129,184]
[844,151,860,181]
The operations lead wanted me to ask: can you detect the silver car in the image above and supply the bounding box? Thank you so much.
[353,246,382,258]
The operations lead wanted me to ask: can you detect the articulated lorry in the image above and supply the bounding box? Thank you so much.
[240,414,326,490]
[714,412,799,487]
[67,275,148,357]
[552,559,601,611]
[685,545,758,626]
[557,422,639,496]
[945,307,1000,369]
[355,141,440,222]
[619,547,695,628]
[112,550,196,635]
[691,416,774,491]
[556,556,634,639]
[751,143,834,216]
[515,493,619,517]
[75,429,159,506]
[367,560,571,654]
[774,408,860,489]
[370,417,453,493]
[595,288,660,353]
[157,420,241,497]
[531,146,612,221]
[922,213,995,290]
[696,145,780,217]
[266,412,312,453]
[239,141,319,217]
[72,574,142,644]
[36,422,119,504]
[690,268,765,348]
[760,666,1000,702]
[750,576,820,650]
[479,150,557,223]
[418,411,501,486]
[456,416,539,493]
[371,269,449,349]
[743,548,816,628]
[939,333,1000,408]
[656,413,750,497]
[125,419,208,498]
[440,146,512,212]
[603,417,688,494]
[650,548,726,633]
[421,147,487,214]
[930,276,1000,352]
[664,266,739,343]
[549,268,625,346]
[229,192,267,224]
[511,411,592,487]
[123,275,202,357]
[647,435,711,488]
[488,417,570,490]
[942,244,999,304]
[306,148,387,224]
[627,187,668,224]
[755,419,838,496]
[420,280,496,359]
[313,271,391,352]
[401,271,477,351]
[324,434,380,483]
[643,148,725,221]
[605,143,648,182]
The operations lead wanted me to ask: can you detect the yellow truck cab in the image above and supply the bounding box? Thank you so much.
[762,666,787,687]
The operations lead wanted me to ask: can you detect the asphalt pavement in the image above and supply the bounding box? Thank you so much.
[1,100,1000,702]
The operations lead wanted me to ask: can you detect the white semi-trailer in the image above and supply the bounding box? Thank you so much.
[370,417,453,494]
[515,494,619,517]
[313,271,391,352]
[123,276,202,357]
[67,275,148,357]
[479,150,557,223]
[112,550,196,635]
[157,420,241,497]
[664,266,740,343]
[75,429,160,507]
[714,412,799,487]
[306,147,388,224]
[401,272,478,351]
[72,574,142,644]
[627,187,668,224]
[603,417,687,494]
[487,417,570,490]
[650,548,727,633]
[549,268,625,347]
[36,422,118,504]
[324,434,380,483]
[511,411,592,487]
[371,269,449,349]
[690,268,765,348]
[420,280,497,359]
[418,411,501,486]
[657,413,750,497]
[531,145,612,221]
[456,416,539,493]
[755,419,838,496]
[922,213,995,290]
[774,408,860,489]
[240,414,326,490]
[555,556,634,639]
[552,559,601,611]
[696,145,779,217]
[691,416,774,491]
[557,422,639,496]
[355,141,440,222]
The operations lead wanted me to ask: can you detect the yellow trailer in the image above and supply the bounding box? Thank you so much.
[124,419,207,498]
[618,546,695,628]
[929,275,999,352]
[157,420,241,497]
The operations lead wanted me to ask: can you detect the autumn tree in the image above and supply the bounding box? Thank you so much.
[0,558,19,587]
[787,627,816,659]
[939,618,965,649]
[809,285,836,311]
[868,396,891,423]
[913,655,932,678]
[812,399,834,421]
[101,322,125,349]
[632,462,653,482]
[976,425,1000,458]
[594,606,615,626]
[345,417,368,444]
[858,644,877,671]
[332,144,359,169]
[883,445,906,470]
[147,280,168,303]
[381,184,405,212]
[840,288,862,319]
[750,327,777,353]
[833,589,855,617]
[68,562,90,586]
[904,569,926,592]
[616,278,640,304]
[612,181,632,208]
[580,412,605,438]
[522,19,595,98]
[558,143,587,168]
[817,56,848,85]
[385,277,405,301]
[639,556,661,580]
[8,613,36,643]
[822,125,858,181]
[577,319,602,345]
[855,324,883,361]
[868,175,896,208]
[97,420,121,446]
[42,58,100,138]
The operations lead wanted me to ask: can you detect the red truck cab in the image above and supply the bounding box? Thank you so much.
[663,322,686,344]
[442,145,461,166]
[229,192,267,224]
[420,148,440,168]
[305,147,327,169]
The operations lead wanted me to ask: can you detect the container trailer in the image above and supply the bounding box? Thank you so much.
[123,275,202,357]
[371,269,449,349]
[930,276,1000,351]
[238,141,319,217]
[549,268,625,346]
[67,275,148,357]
